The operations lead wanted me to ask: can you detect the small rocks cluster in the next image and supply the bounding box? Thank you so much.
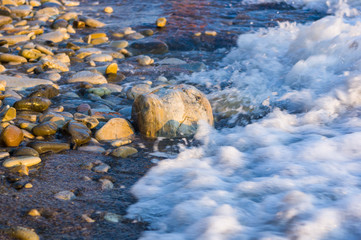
[0,0,214,238]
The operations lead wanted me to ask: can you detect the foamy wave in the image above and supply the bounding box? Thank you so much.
[127,5,361,240]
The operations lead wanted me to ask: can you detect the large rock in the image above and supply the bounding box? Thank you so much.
[95,118,134,141]
[67,71,107,84]
[132,84,213,138]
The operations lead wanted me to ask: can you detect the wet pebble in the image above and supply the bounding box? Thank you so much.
[111,146,138,158]
[2,156,41,168]
[54,190,75,201]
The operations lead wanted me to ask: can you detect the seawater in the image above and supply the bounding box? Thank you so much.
[127,0,361,239]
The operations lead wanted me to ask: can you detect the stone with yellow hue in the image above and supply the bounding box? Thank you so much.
[10,164,29,176]
[156,17,167,28]
[106,62,118,74]
[1,125,24,147]
[0,54,27,63]
[2,156,41,168]
[95,118,134,141]
[24,183,33,188]
[132,84,213,138]
[9,226,39,240]
[205,30,217,36]
[0,106,16,122]
[28,209,41,217]
[111,146,138,158]
[104,6,113,13]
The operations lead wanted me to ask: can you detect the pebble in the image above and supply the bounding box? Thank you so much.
[92,163,110,173]
[0,106,16,122]
[54,190,75,201]
[1,125,24,147]
[205,30,217,36]
[77,145,105,153]
[0,151,9,159]
[105,62,117,74]
[82,214,95,223]
[67,71,107,84]
[137,55,154,66]
[9,226,39,240]
[100,178,113,190]
[2,76,53,91]
[110,40,128,49]
[88,54,113,62]
[156,17,167,27]
[111,146,138,158]
[104,212,120,223]
[95,118,134,141]
[2,156,41,168]
[28,209,41,217]
[0,53,27,63]
[111,139,132,147]
[104,6,113,13]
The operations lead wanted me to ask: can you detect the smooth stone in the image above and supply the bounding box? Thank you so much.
[0,54,27,63]
[52,19,68,30]
[67,120,91,147]
[1,75,53,90]
[0,16,12,27]
[35,44,53,55]
[3,156,41,168]
[0,6,11,16]
[32,121,58,136]
[37,29,69,43]
[82,17,105,28]
[0,151,9,159]
[111,146,138,158]
[0,34,30,45]
[87,54,113,62]
[158,58,187,65]
[73,113,99,129]
[87,87,111,97]
[105,62,117,74]
[140,29,154,36]
[10,5,32,18]
[63,0,79,7]
[9,226,39,240]
[67,71,107,84]
[104,6,113,13]
[14,97,51,112]
[104,212,120,223]
[28,209,41,217]
[126,83,152,100]
[90,37,108,45]
[156,17,167,27]
[137,55,154,66]
[20,49,43,60]
[77,145,105,153]
[76,48,102,59]
[125,32,144,40]
[100,178,113,190]
[13,147,39,157]
[54,190,75,201]
[110,40,128,49]
[1,125,23,147]
[57,11,77,21]
[130,39,168,54]
[132,84,214,138]
[29,85,59,99]
[77,103,91,113]
[36,6,59,17]
[22,129,35,139]
[30,0,41,7]
[95,118,134,141]
[93,163,110,173]
[27,141,70,154]
[111,139,132,147]
[41,59,69,72]
[205,30,217,36]
[0,106,16,122]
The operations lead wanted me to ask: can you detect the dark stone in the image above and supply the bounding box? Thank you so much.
[66,120,91,147]
[29,85,59,99]
[51,19,68,29]
[13,147,39,157]
[0,6,11,16]
[0,40,7,46]
[27,141,70,154]
[14,97,51,112]
[130,39,168,55]
[0,46,9,53]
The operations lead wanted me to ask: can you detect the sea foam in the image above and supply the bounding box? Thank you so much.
[128,1,361,239]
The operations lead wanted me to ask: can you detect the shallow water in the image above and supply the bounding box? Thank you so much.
[124,0,361,240]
